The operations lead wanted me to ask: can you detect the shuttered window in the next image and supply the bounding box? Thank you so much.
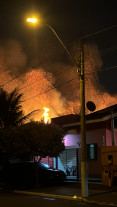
[57,148,77,176]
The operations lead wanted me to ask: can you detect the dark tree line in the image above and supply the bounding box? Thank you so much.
[0,88,65,165]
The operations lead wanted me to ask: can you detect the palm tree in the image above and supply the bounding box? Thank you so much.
[0,88,34,128]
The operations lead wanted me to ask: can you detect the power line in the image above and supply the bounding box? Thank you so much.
[85,65,117,75]
[22,77,78,102]
[84,65,117,83]
[98,65,117,73]
[1,58,117,95]
[19,62,117,93]
[0,61,44,87]
[2,46,117,92]
[79,24,117,40]
[19,65,74,92]
[20,64,117,103]
[1,23,117,88]
[2,59,117,95]
[100,46,117,53]
[20,64,117,112]
[19,45,117,92]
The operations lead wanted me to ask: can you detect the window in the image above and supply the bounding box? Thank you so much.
[87,144,97,160]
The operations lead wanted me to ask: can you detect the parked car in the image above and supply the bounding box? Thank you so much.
[37,162,66,186]
[1,161,66,189]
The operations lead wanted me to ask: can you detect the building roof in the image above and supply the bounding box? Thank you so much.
[51,104,117,128]
[86,104,117,120]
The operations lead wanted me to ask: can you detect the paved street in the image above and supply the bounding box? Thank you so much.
[1,181,117,206]
[0,192,112,207]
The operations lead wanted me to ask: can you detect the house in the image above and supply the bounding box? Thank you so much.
[51,104,117,181]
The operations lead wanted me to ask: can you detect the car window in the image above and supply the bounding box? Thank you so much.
[38,163,50,169]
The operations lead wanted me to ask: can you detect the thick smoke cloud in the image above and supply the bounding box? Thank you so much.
[0,39,27,74]
[0,39,117,120]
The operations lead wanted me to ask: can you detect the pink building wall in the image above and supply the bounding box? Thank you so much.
[64,126,107,147]
[115,131,117,145]
[86,127,106,146]
[77,123,106,178]
[106,120,117,146]
[106,128,112,146]
[106,130,117,146]
[34,156,53,167]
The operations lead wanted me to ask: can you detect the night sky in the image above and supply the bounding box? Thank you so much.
[0,0,117,116]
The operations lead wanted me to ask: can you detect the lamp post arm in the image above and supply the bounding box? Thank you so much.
[46,23,88,197]
[46,24,79,68]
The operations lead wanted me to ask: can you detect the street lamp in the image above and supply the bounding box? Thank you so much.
[26,17,37,23]
[26,17,88,197]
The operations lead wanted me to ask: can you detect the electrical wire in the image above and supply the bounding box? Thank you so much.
[0,23,117,88]
[2,46,117,93]
[79,24,117,40]
[100,46,117,54]
[22,77,78,102]
[19,63,117,104]
[85,65,117,76]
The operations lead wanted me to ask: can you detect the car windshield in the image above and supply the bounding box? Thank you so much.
[38,163,50,169]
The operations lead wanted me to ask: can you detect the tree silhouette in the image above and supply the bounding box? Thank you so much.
[0,88,34,128]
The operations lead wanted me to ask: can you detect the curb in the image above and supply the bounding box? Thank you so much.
[8,190,117,206]
[12,190,84,201]
[85,200,117,206]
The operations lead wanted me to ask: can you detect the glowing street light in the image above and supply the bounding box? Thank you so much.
[26,17,77,65]
[26,17,38,23]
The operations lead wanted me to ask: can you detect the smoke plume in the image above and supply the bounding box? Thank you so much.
[0,39,117,120]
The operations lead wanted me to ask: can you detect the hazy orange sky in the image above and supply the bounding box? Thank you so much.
[0,40,117,121]
[0,1,117,120]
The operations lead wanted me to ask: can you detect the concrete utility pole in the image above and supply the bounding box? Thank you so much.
[79,46,88,197]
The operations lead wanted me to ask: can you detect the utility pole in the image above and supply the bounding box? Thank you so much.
[38,23,88,197]
[79,45,88,197]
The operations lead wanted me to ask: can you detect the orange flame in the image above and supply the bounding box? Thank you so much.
[43,107,51,124]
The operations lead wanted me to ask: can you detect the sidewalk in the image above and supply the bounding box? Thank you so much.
[3,182,117,206]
